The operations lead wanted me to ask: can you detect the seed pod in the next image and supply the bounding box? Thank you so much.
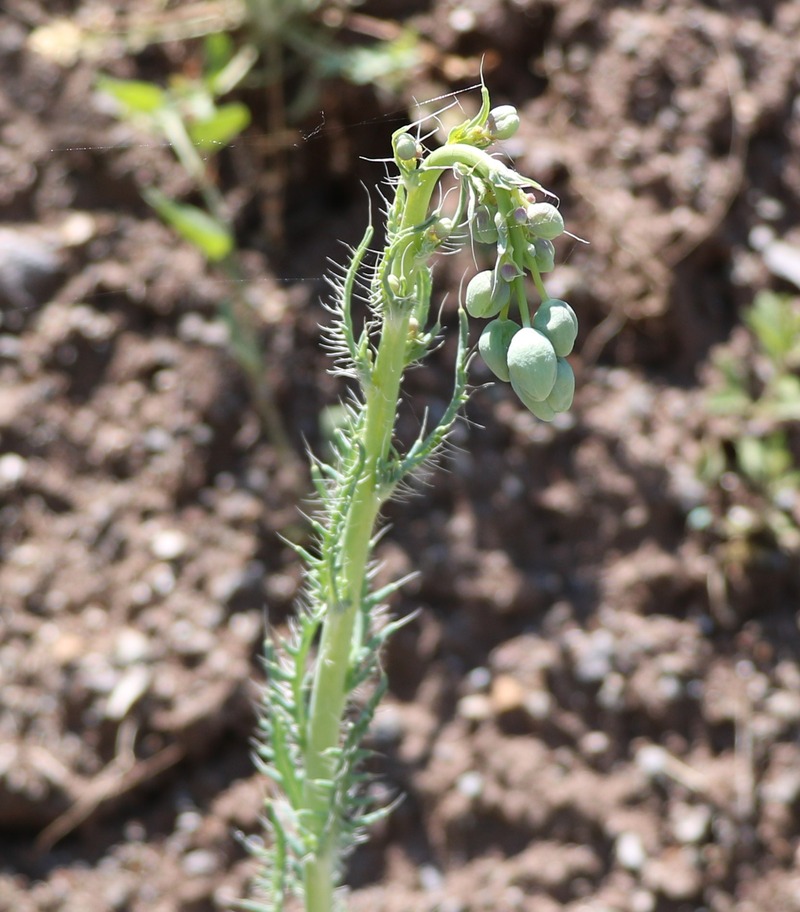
[393,132,418,162]
[465,270,511,319]
[507,327,557,402]
[530,237,555,273]
[478,318,520,382]
[487,105,520,140]
[527,203,565,240]
[546,358,575,412]
[532,298,578,357]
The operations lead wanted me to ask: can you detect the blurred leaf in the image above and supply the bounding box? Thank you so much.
[188,102,251,149]
[341,31,421,88]
[97,76,167,114]
[736,432,792,485]
[203,31,236,80]
[746,291,800,364]
[144,189,233,261]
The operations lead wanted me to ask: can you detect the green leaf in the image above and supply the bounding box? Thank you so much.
[143,189,233,261]
[203,31,235,81]
[97,76,166,115]
[188,102,250,149]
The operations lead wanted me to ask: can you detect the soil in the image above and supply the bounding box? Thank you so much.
[2,1,800,911]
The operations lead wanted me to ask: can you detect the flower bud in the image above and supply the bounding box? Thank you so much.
[394,132,419,162]
[547,358,575,411]
[527,202,565,240]
[530,237,555,273]
[499,259,522,283]
[473,206,499,245]
[465,270,511,319]
[516,388,557,421]
[478,318,520,382]
[532,298,578,357]
[507,327,557,402]
[487,105,520,141]
[431,216,454,241]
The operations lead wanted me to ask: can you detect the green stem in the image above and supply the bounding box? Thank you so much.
[299,142,500,912]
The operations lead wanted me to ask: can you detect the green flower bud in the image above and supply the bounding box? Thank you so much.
[465,270,511,319]
[431,216,454,241]
[527,202,565,240]
[507,327,557,402]
[473,205,499,245]
[530,237,555,273]
[487,105,520,140]
[478,318,520,382]
[394,132,419,162]
[532,298,578,357]
[546,358,575,412]
[515,388,557,421]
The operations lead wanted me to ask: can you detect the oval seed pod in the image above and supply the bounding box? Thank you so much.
[478,318,521,382]
[532,298,578,357]
[507,327,557,402]
[546,358,575,412]
[465,270,511,319]
[527,203,565,240]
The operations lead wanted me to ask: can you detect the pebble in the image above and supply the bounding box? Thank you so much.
[150,529,188,561]
[616,831,646,871]
[456,770,485,799]
[457,693,492,722]
[490,674,526,714]
[114,627,150,665]
[181,849,219,877]
[105,665,151,720]
[671,802,711,844]
[0,452,26,487]
[0,226,61,311]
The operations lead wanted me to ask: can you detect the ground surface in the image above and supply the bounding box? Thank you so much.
[2,1,800,910]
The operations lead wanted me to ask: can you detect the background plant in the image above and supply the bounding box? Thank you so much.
[243,86,577,912]
[98,34,296,454]
[692,290,800,555]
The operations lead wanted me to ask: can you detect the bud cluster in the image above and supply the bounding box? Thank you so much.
[456,110,578,421]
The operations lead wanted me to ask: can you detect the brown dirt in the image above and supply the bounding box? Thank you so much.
[2,1,800,911]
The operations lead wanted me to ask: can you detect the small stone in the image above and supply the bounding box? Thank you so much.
[491,674,526,714]
[456,770,484,798]
[616,831,646,871]
[105,666,151,720]
[457,693,492,722]
[114,627,150,665]
[181,849,219,877]
[670,803,711,844]
[150,529,188,561]
[0,453,26,487]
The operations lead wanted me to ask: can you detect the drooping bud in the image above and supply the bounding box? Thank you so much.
[487,105,520,141]
[529,237,555,273]
[547,358,575,412]
[465,270,511,319]
[473,206,499,245]
[507,327,558,402]
[527,202,565,240]
[532,299,578,357]
[478,318,520,382]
